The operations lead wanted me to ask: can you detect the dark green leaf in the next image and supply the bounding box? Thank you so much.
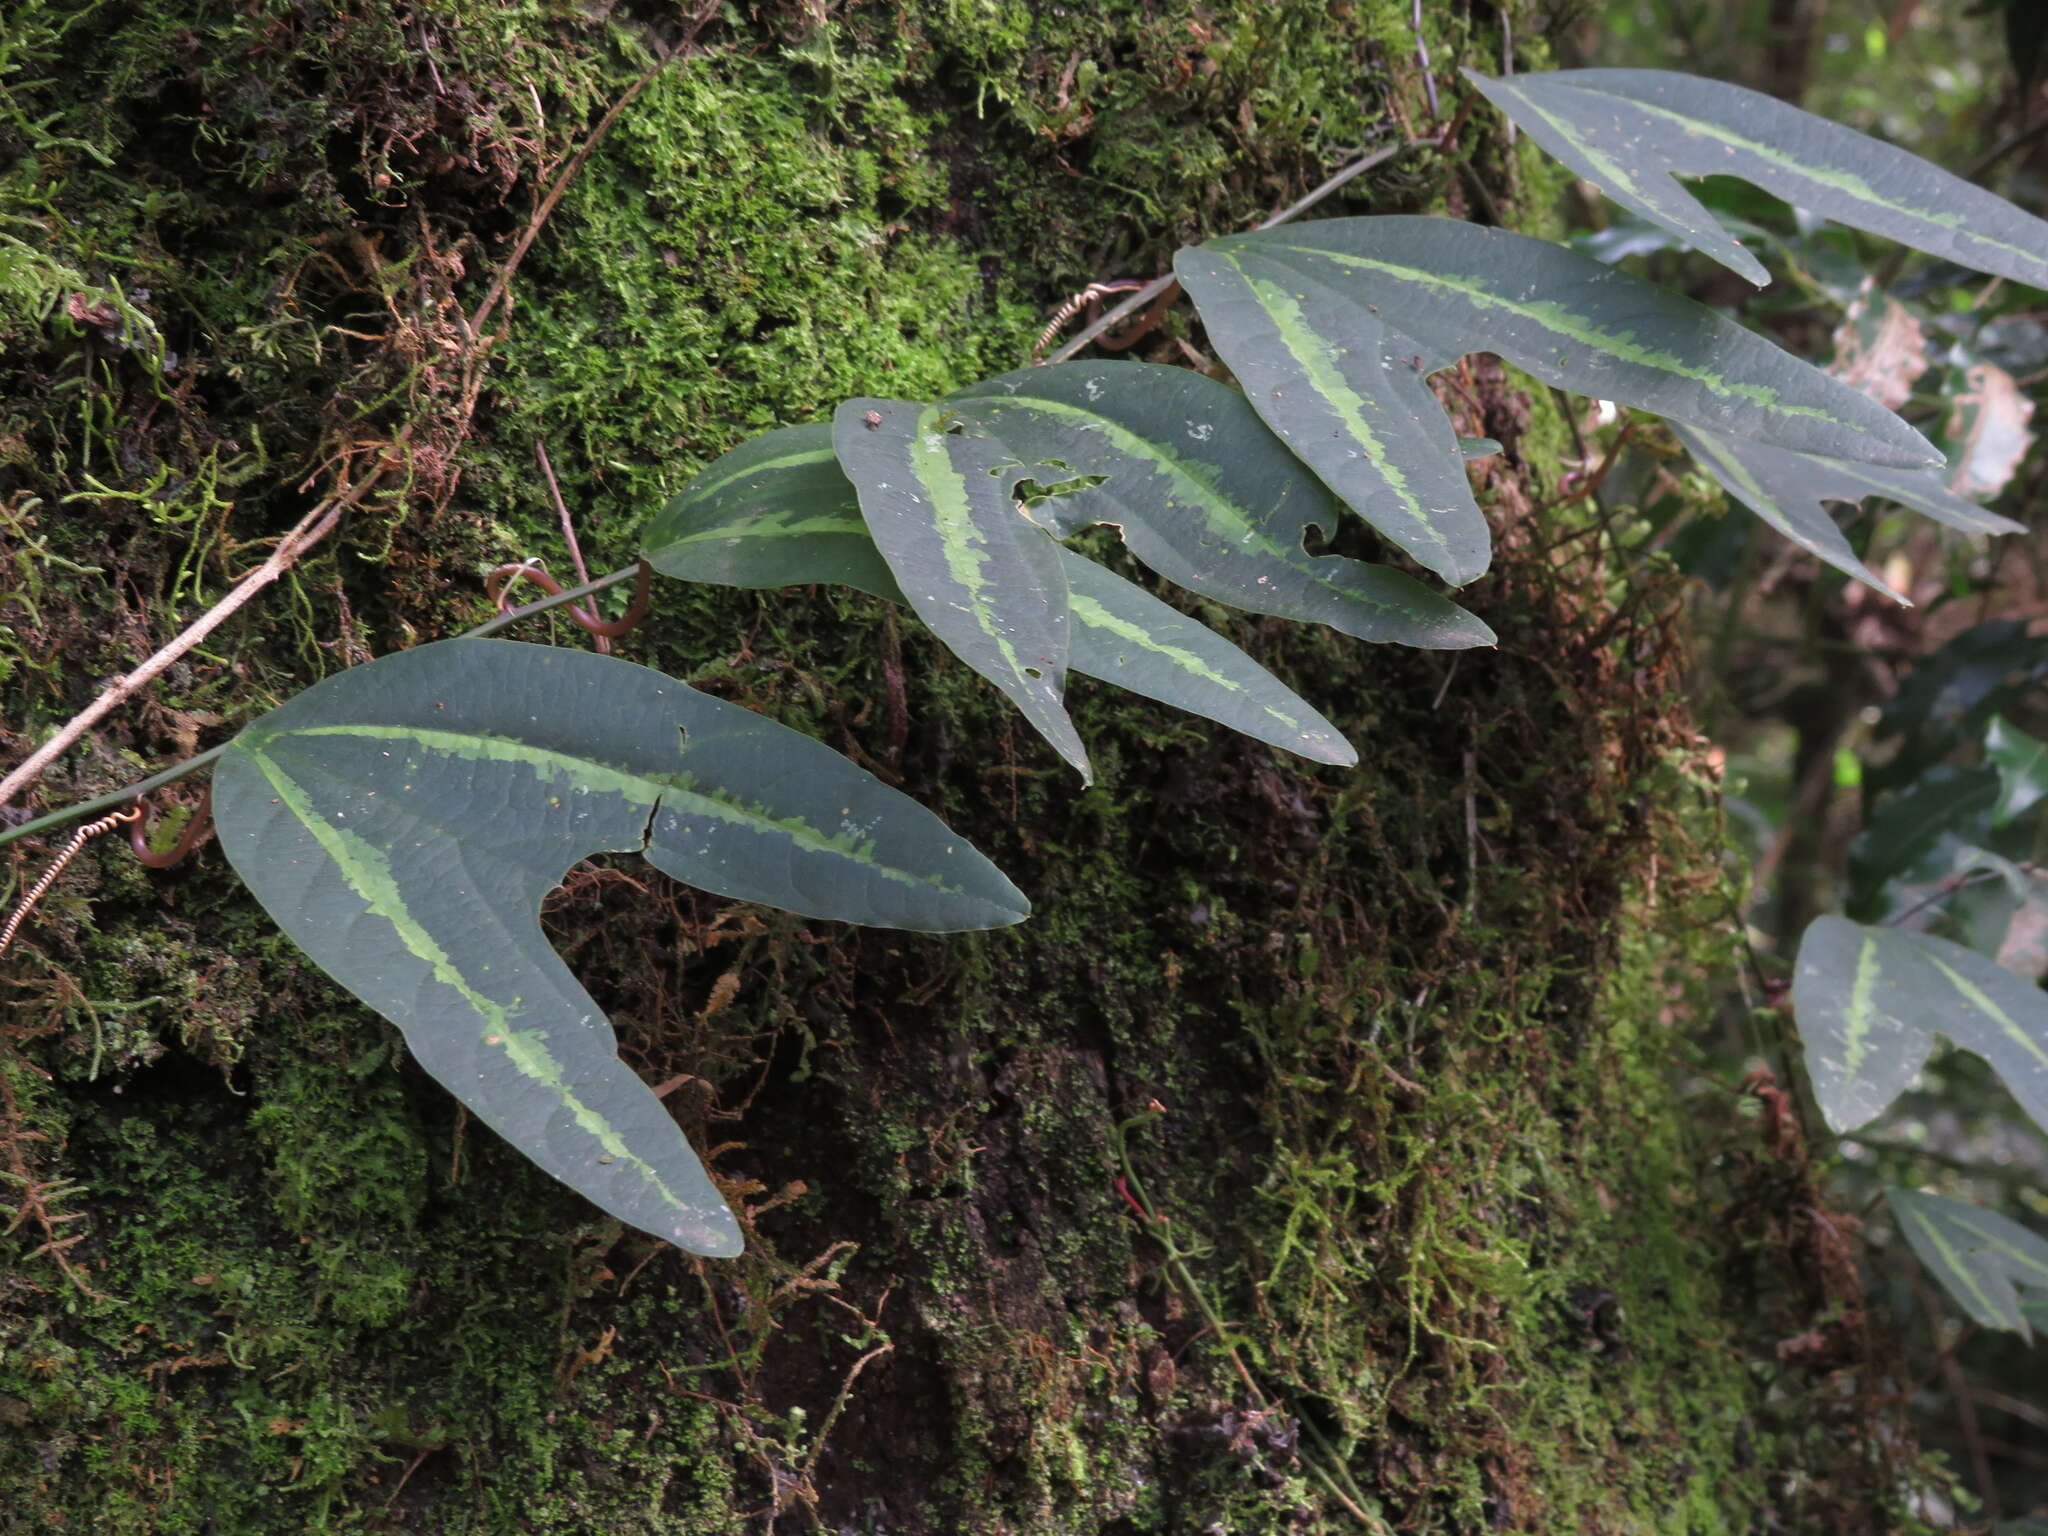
[1888,1188,2048,1336]
[1671,423,1904,601]
[1675,427,2020,604]
[833,398,1089,781]
[644,424,904,602]
[1058,552,1356,765]
[1792,915,1941,1133]
[1874,622,2048,794]
[1989,715,2048,827]
[644,421,1357,763]
[1466,68,2048,294]
[216,639,1028,1254]
[1170,243,1491,584]
[1198,217,1940,468]
[1845,764,1998,919]
[1793,915,2048,1137]
[948,363,1496,649]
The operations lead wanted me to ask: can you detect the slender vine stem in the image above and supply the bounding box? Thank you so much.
[0,563,644,855]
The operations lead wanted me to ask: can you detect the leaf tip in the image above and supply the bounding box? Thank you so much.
[682,1210,747,1259]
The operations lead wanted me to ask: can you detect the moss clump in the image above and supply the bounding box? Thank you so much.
[1,1,1922,1531]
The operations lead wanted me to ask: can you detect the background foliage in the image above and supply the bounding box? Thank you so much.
[1571,0,2048,1524]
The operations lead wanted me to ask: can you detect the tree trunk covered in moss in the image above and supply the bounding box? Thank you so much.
[0,3,1920,1532]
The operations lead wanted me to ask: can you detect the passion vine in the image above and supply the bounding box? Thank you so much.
[6,68,2044,1285]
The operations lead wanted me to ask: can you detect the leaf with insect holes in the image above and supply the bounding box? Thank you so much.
[645,422,1358,764]
[1792,914,2048,1139]
[1170,243,1491,585]
[1941,362,2037,502]
[1188,217,1940,469]
[947,363,1495,648]
[215,639,1027,1255]
[1465,68,2048,292]
[833,398,1089,781]
[1829,281,1929,413]
[1888,1188,2048,1336]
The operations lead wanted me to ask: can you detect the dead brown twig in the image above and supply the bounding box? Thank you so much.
[0,470,387,812]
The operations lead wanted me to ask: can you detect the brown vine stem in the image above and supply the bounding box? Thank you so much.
[0,468,387,814]
[1039,138,1409,367]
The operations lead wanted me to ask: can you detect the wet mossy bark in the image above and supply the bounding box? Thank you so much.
[0,3,1922,1532]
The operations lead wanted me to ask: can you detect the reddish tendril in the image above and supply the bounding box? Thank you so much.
[1089,278,1182,354]
[486,556,652,642]
[1031,278,1156,362]
[129,785,214,869]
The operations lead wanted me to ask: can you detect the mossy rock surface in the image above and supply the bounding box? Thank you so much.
[1,3,1919,1532]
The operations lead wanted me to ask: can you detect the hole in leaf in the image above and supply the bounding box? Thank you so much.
[1014,473,1107,505]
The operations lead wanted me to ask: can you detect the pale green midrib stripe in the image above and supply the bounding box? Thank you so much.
[263,724,960,897]
[671,444,837,509]
[906,405,1042,700]
[1951,1211,2048,1285]
[244,747,689,1211]
[1686,430,1889,590]
[1583,86,2047,269]
[652,510,867,548]
[1502,78,1731,253]
[978,395,1414,619]
[1687,431,1778,520]
[1842,931,1883,1081]
[1266,242,1849,427]
[1068,592,1302,732]
[1829,461,2010,530]
[1920,950,2048,1074]
[1906,1205,2013,1323]
[1228,253,1451,564]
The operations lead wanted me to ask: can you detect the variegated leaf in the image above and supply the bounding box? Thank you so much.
[1791,916,1942,1133]
[216,639,1028,1254]
[834,398,1089,781]
[1676,424,2021,597]
[948,363,1495,649]
[1195,217,1940,469]
[1673,423,1906,602]
[1888,1188,2048,1336]
[1171,243,1490,585]
[1793,915,2048,1137]
[645,423,1357,764]
[1907,928,2048,1136]
[1058,550,1356,765]
[644,423,903,602]
[1465,68,2048,293]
